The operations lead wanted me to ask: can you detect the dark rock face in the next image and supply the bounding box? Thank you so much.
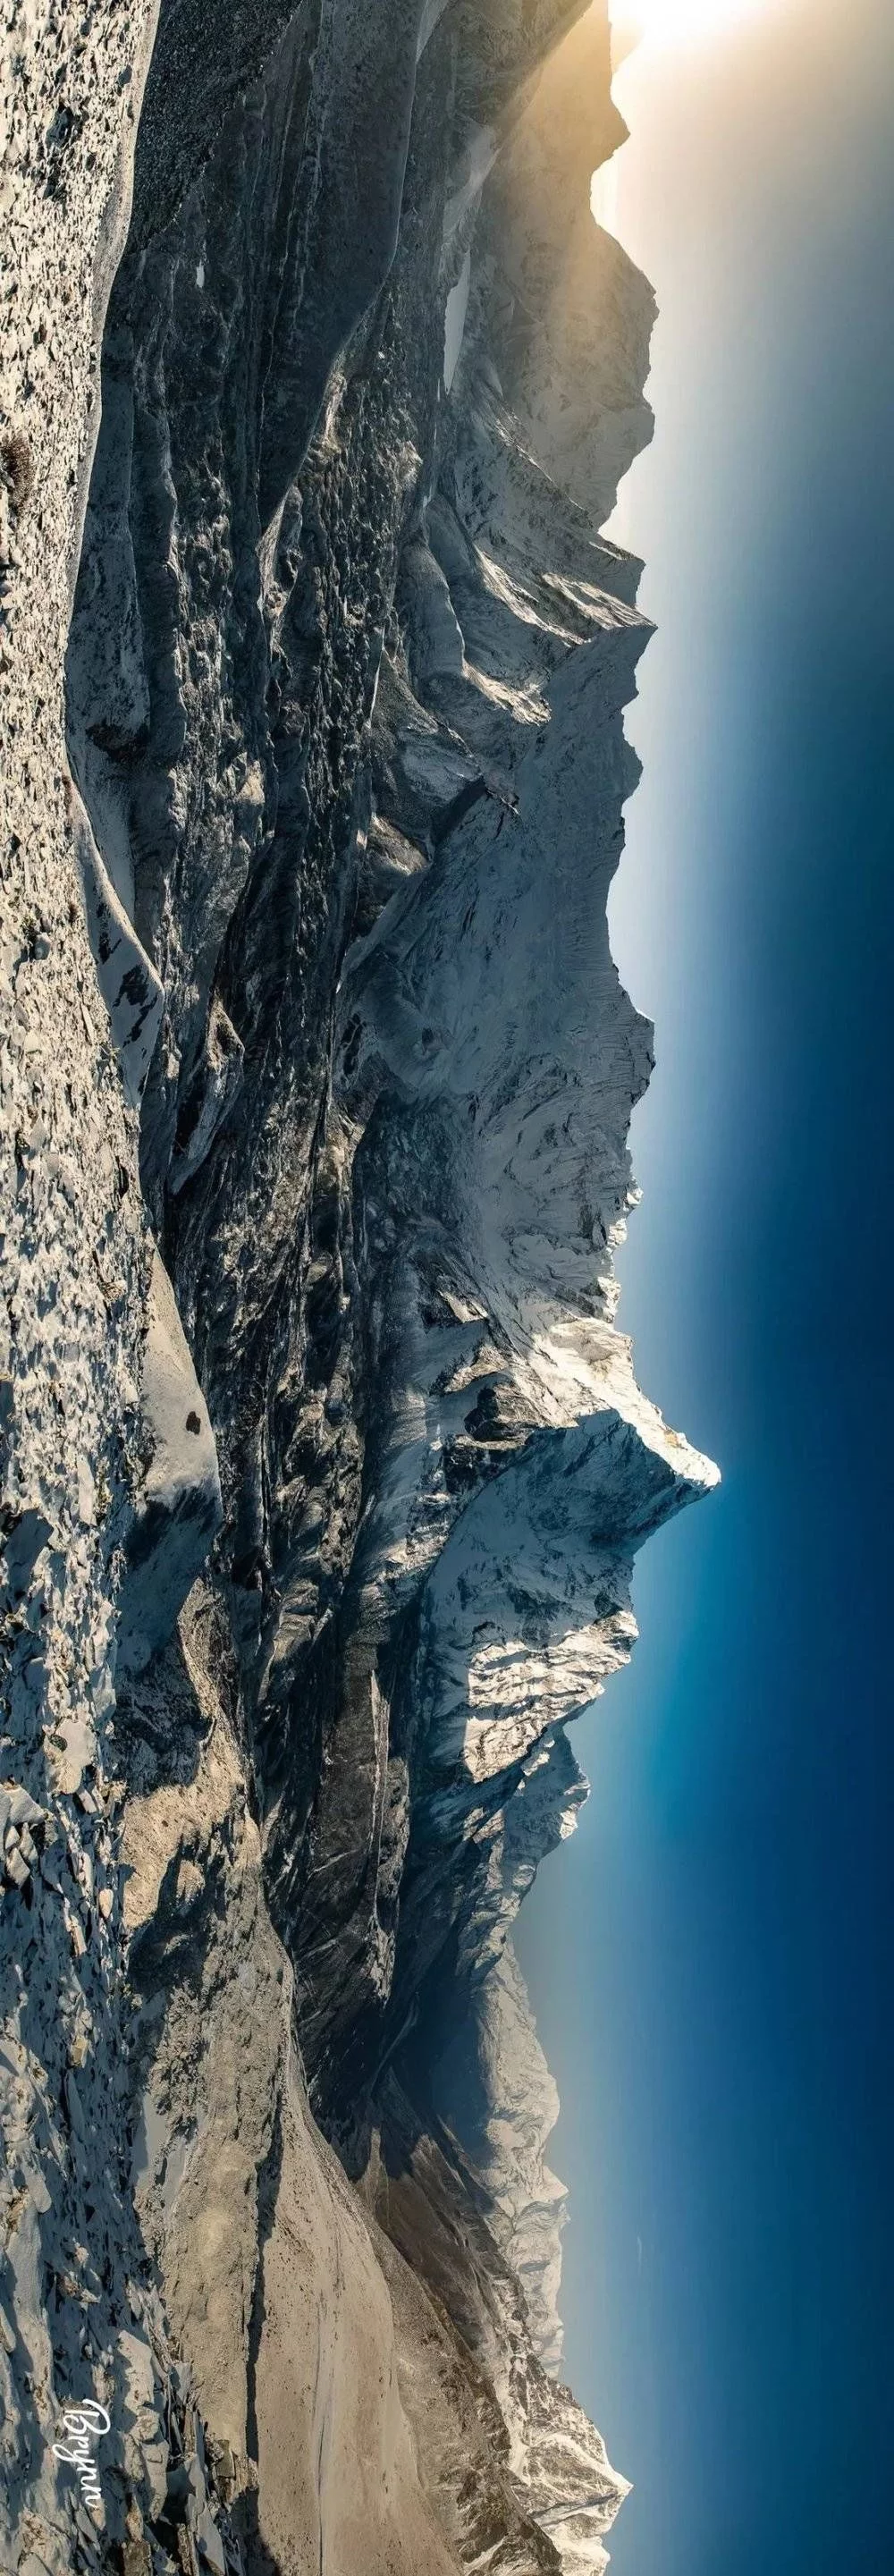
[2,2,715,2569]
[70,0,711,2092]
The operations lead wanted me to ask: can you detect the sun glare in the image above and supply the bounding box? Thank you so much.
[612,0,774,51]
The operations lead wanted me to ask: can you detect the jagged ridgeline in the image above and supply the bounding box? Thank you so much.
[0,4,717,2572]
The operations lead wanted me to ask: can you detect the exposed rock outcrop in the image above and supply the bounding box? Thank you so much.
[1,4,717,2573]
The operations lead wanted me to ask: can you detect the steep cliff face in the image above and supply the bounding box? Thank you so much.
[2,4,716,2573]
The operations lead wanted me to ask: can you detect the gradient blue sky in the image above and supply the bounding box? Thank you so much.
[515,5,894,2571]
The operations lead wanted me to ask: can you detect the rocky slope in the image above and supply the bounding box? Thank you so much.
[1,4,717,2572]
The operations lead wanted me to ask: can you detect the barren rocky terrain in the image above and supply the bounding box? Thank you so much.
[1,4,716,2572]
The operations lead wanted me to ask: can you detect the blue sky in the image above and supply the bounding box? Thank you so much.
[516,5,894,2570]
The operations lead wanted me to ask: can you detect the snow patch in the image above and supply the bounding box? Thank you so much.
[443,249,471,393]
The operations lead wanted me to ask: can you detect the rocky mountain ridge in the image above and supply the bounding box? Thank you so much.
[1,4,716,2572]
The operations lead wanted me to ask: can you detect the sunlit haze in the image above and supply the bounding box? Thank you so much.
[611,0,776,52]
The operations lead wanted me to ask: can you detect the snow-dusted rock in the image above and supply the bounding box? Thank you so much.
[430,1937,569,2368]
[74,791,164,1107]
[3,2,717,2570]
[117,1251,223,1675]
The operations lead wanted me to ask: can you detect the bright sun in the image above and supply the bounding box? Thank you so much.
[612,0,772,48]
